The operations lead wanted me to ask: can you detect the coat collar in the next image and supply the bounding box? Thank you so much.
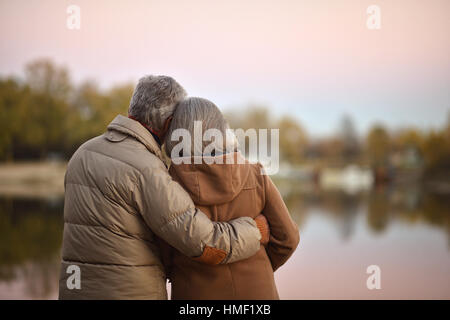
[107,115,163,160]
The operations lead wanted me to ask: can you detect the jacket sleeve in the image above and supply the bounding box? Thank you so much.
[133,162,261,264]
[262,173,300,271]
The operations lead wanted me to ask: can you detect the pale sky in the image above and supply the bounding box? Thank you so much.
[1,0,449,136]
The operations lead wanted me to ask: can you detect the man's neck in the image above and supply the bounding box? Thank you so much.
[148,130,162,146]
[128,115,162,146]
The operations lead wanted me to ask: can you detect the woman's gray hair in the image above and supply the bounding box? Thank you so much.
[164,97,238,158]
[128,75,187,131]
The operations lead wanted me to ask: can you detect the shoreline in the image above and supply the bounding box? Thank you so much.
[0,161,449,199]
[0,161,66,198]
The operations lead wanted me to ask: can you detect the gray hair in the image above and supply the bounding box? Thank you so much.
[164,97,237,157]
[128,75,187,131]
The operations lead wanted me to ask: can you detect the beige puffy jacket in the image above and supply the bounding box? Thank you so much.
[58,115,262,300]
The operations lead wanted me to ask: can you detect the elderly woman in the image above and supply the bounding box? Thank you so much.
[160,97,300,300]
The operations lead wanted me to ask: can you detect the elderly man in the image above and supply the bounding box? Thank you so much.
[59,76,268,299]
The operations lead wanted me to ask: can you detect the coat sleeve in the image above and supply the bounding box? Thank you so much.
[133,162,262,264]
[262,173,300,271]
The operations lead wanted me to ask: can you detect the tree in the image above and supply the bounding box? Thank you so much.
[66,81,133,155]
[277,116,307,164]
[338,115,360,162]
[0,59,75,160]
[422,130,450,170]
[21,60,73,158]
[393,128,423,150]
[0,78,27,160]
[366,125,390,167]
[225,106,272,130]
[25,59,72,101]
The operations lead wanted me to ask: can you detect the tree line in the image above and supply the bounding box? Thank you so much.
[1,58,450,177]
[0,59,133,161]
[225,104,450,176]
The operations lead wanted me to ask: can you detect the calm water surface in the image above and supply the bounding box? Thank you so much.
[0,182,449,299]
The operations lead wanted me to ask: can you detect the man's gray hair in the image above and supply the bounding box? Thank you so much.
[128,75,187,131]
[165,97,238,157]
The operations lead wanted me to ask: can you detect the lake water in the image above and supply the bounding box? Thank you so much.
[0,182,449,299]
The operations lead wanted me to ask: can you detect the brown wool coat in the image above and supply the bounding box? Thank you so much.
[160,152,300,300]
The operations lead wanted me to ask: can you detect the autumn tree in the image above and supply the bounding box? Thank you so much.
[338,115,360,163]
[277,116,307,164]
[366,125,390,167]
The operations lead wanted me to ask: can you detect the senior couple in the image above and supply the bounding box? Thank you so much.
[59,75,299,300]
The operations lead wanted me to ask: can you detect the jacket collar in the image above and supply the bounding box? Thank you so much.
[107,115,163,160]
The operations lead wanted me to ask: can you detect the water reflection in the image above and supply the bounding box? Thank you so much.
[0,181,449,299]
[0,197,63,299]
[278,179,450,245]
[275,180,450,299]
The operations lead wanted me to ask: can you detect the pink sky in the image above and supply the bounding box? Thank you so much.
[1,0,449,135]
